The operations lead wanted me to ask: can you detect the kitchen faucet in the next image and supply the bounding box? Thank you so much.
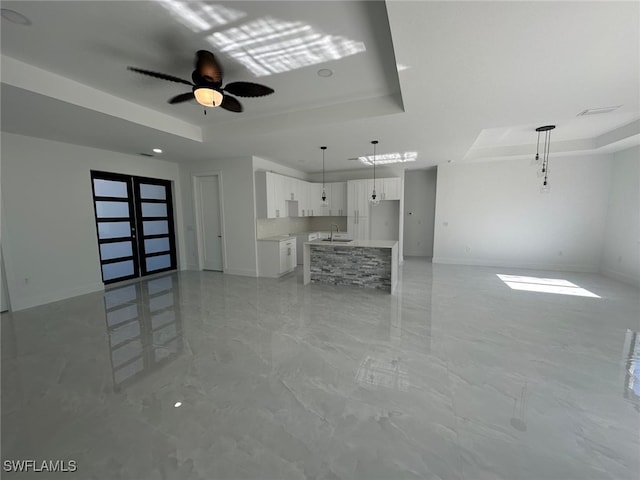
[330,224,339,241]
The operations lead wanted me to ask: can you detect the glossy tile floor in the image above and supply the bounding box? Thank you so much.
[2,259,639,479]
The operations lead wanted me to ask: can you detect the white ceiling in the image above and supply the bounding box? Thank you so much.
[1,1,638,172]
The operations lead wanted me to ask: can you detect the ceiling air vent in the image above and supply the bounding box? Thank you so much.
[577,105,622,116]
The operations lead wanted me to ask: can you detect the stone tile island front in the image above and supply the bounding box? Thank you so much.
[303,239,398,293]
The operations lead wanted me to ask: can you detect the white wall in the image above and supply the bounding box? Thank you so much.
[433,154,612,272]
[601,146,640,286]
[253,156,310,181]
[180,156,258,276]
[1,132,185,311]
[403,168,437,257]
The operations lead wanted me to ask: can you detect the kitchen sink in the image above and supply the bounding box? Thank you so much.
[322,239,353,243]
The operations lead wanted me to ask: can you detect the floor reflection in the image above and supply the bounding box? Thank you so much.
[623,329,640,408]
[104,275,183,390]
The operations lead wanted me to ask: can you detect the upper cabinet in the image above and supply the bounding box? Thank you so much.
[348,179,372,218]
[380,177,402,200]
[328,182,347,216]
[257,172,388,219]
[256,171,288,218]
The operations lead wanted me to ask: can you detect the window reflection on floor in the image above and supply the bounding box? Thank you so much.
[355,356,409,392]
[103,275,183,390]
[623,330,640,406]
[497,274,600,298]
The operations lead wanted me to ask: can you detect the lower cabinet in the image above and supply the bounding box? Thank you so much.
[257,238,297,277]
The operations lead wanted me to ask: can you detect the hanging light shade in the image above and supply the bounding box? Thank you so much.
[535,125,555,193]
[369,140,380,206]
[320,146,329,206]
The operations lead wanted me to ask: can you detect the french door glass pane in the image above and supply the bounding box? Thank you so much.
[95,201,130,218]
[93,179,128,198]
[144,237,170,254]
[146,254,171,273]
[140,184,166,200]
[143,220,169,236]
[102,260,135,281]
[141,202,167,217]
[98,222,131,239]
[100,241,133,260]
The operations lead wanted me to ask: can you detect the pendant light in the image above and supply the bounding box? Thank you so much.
[369,140,380,206]
[535,125,555,193]
[320,146,329,206]
[531,130,541,165]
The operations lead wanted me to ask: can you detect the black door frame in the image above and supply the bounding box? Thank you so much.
[91,171,177,284]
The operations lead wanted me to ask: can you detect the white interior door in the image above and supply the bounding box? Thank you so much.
[197,176,223,271]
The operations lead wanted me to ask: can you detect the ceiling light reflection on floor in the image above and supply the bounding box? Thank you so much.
[207,16,366,76]
[154,0,245,33]
[497,274,600,298]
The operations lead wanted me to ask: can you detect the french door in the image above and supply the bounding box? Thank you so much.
[91,171,177,284]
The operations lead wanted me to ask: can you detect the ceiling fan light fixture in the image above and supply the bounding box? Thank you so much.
[194,87,223,107]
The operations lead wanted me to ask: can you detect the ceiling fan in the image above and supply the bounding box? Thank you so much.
[127,50,274,113]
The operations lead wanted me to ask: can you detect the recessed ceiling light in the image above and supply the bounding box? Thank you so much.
[174,401,182,408]
[317,68,333,78]
[153,148,163,154]
[1,8,31,25]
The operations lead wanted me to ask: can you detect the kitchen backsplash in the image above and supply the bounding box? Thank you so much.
[256,217,311,238]
[256,216,349,238]
[309,216,348,232]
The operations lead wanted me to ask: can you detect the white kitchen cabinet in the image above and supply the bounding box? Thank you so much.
[380,177,402,200]
[347,179,371,219]
[256,171,284,218]
[328,182,347,216]
[350,216,370,241]
[257,238,296,277]
[307,183,323,216]
[295,179,307,217]
[347,179,372,240]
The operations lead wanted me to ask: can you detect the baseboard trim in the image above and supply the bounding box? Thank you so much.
[601,268,640,287]
[11,282,105,312]
[432,256,598,273]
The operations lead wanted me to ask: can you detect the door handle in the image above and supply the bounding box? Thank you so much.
[217,235,222,238]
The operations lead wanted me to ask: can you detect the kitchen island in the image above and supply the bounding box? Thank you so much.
[303,239,398,293]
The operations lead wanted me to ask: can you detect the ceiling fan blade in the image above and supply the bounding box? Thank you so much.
[223,82,274,98]
[127,67,193,86]
[220,94,243,113]
[168,92,195,104]
[195,50,223,84]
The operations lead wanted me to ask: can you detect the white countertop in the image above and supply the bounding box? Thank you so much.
[306,239,398,248]
[257,234,296,242]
